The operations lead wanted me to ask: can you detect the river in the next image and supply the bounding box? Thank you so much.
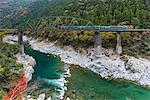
[25,44,150,100]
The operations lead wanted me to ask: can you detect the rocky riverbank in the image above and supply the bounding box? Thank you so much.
[3,35,71,100]
[3,35,36,82]
[2,35,37,99]
[16,54,36,82]
[28,38,150,87]
[3,35,150,88]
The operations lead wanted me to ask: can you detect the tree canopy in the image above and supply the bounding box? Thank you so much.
[0,0,150,57]
[0,31,23,98]
[1,0,150,28]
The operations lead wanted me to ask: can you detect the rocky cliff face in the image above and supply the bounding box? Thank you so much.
[16,54,36,82]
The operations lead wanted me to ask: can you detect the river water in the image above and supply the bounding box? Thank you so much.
[25,45,150,100]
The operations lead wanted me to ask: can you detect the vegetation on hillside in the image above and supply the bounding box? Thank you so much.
[1,0,150,28]
[1,0,150,56]
[0,31,23,98]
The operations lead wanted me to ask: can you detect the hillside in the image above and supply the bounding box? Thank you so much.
[1,0,150,57]
[0,30,23,98]
[1,0,150,28]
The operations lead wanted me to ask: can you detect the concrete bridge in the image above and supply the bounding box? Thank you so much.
[61,26,150,56]
[1,27,150,57]
[1,16,150,57]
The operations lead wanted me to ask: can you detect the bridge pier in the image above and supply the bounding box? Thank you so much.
[116,32,122,55]
[18,31,24,54]
[94,31,102,57]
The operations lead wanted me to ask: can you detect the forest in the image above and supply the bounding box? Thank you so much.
[0,30,23,98]
[0,0,150,56]
[1,0,150,28]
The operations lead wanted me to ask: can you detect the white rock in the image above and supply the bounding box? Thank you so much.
[47,96,51,100]
[3,35,28,44]
[16,54,36,82]
[37,93,45,100]
[28,38,150,87]
[3,35,150,100]
[67,97,70,100]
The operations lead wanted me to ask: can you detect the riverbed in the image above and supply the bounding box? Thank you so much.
[25,44,66,99]
[25,45,150,100]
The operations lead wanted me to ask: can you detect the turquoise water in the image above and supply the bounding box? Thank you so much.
[25,45,64,80]
[25,45,65,99]
[25,45,150,100]
[65,66,150,100]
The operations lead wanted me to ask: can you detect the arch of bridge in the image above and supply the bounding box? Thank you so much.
[22,16,94,31]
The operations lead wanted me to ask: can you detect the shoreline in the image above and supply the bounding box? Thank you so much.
[3,35,36,83]
[3,35,150,87]
[16,53,36,82]
[28,38,150,87]
[3,35,71,100]
[3,35,150,98]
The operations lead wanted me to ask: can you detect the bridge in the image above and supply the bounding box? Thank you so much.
[1,16,150,57]
[1,16,150,100]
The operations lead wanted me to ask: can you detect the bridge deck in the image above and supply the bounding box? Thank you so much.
[0,27,150,32]
[61,26,128,32]
[61,26,150,32]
